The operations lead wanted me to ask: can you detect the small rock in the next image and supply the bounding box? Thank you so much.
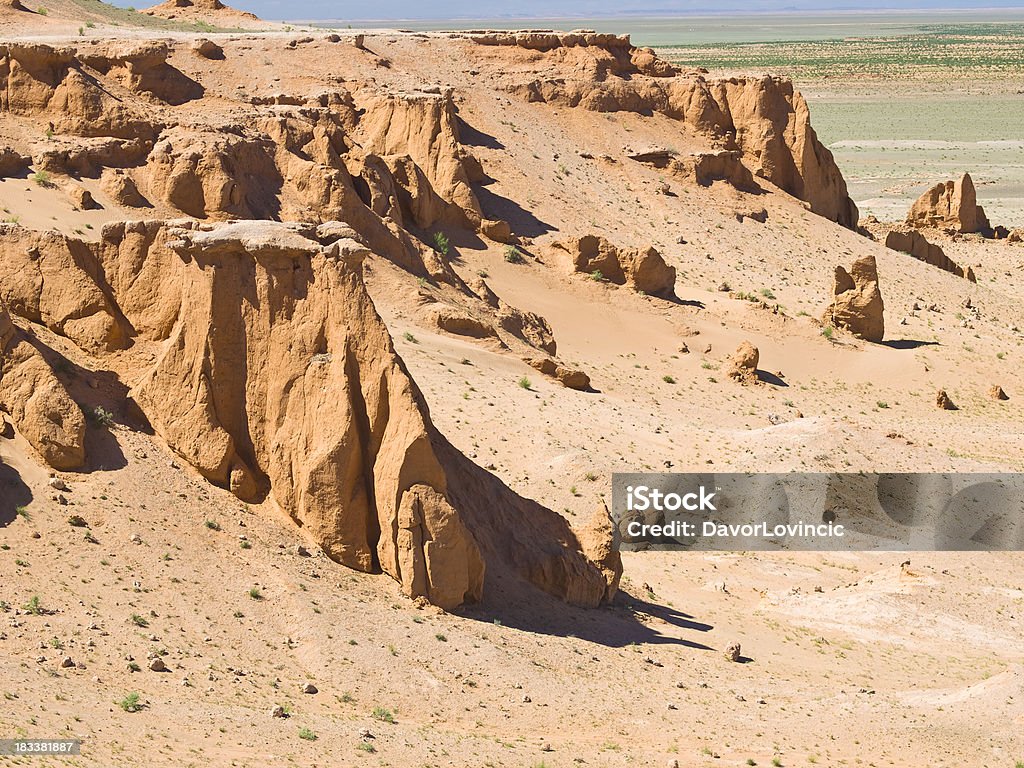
[271,705,287,718]
[61,656,75,668]
[130,533,142,544]
[302,683,318,694]
[936,389,958,410]
[989,385,1009,401]
[296,545,311,557]
[149,657,167,672]
[725,642,742,662]
[48,477,69,491]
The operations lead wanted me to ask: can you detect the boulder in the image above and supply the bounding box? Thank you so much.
[725,341,759,383]
[576,500,622,602]
[480,219,511,243]
[936,389,957,410]
[0,302,86,469]
[554,235,676,298]
[101,171,150,208]
[884,228,971,279]
[192,39,224,59]
[906,173,990,233]
[432,308,497,339]
[0,146,30,177]
[824,255,884,343]
[528,357,591,391]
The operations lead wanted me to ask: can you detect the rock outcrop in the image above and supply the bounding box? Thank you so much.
[528,357,591,391]
[725,341,759,383]
[144,0,260,22]
[577,501,622,603]
[0,219,618,610]
[553,235,676,297]
[0,301,86,470]
[824,255,885,343]
[0,225,128,351]
[906,173,990,234]
[936,389,957,410]
[508,44,858,229]
[884,228,975,281]
[0,146,30,177]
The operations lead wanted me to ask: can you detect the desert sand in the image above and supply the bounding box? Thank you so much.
[1,5,1023,767]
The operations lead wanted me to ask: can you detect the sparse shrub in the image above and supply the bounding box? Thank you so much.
[431,231,450,256]
[31,170,52,187]
[248,586,263,600]
[372,706,395,723]
[240,540,251,550]
[117,692,142,712]
[435,633,447,642]
[129,613,148,628]
[504,245,524,264]
[15,505,29,519]
[590,270,605,282]
[68,515,88,527]
[876,401,889,409]
[821,326,834,341]
[356,741,376,753]
[36,5,48,14]
[23,595,44,615]
[517,376,531,390]
[403,331,417,343]
[91,406,114,427]
[662,375,676,384]
[760,288,776,300]
[298,727,317,741]
[204,520,221,531]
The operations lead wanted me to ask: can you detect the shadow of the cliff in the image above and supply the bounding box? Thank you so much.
[475,185,554,240]
[456,116,505,150]
[438,438,715,651]
[879,339,939,350]
[0,461,32,527]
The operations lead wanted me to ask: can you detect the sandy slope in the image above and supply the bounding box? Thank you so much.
[1,23,1023,768]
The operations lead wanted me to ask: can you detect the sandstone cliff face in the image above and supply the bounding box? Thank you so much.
[0,301,86,470]
[0,225,127,351]
[355,90,485,230]
[0,44,159,140]
[824,255,885,343]
[906,173,990,234]
[884,228,975,281]
[99,221,486,608]
[0,220,618,610]
[500,36,858,229]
